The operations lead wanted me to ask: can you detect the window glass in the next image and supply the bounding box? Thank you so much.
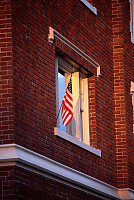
[58,72,66,133]
[56,57,89,144]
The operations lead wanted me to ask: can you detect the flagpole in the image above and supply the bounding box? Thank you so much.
[56,73,72,121]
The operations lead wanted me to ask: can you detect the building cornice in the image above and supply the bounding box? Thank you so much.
[0,144,134,200]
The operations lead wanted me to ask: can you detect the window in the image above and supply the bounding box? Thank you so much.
[49,28,101,156]
[130,0,134,43]
[55,56,89,145]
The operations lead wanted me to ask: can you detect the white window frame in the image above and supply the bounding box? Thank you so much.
[55,57,89,144]
[54,57,101,156]
[49,27,101,156]
[130,0,134,43]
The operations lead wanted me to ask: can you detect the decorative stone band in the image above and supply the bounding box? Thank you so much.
[48,27,101,77]
[0,144,134,200]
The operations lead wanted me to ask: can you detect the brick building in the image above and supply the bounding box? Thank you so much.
[0,0,134,199]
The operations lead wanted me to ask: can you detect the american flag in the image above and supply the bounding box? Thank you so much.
[61,76,73,126]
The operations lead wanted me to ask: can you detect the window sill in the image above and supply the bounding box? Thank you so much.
[54,127,101,157]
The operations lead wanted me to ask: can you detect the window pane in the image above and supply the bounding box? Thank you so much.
[58,72,66,133]
[56,57,89,144]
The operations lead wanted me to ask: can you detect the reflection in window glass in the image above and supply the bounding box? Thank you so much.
[58,72,66,133]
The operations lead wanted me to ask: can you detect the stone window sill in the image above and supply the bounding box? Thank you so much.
[54,127,101,157]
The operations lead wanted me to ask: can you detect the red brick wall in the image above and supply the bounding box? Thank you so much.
[1,0,134,194]
[10,0,118,188]
[0,0,14,145]
[112,0,134,189]
[89,76,98,148]
[0,166,15,199]
[112,0,128,188]
[0,166,112,200]
[122,0,134,190]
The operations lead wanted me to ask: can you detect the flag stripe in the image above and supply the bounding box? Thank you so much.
[61,76,73,126]
[63,91,73,108]
[63,101,73,113]
[63,90,73,103]
[63,113,72,126]
[62,109,71,122]
[62,111,69,124]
